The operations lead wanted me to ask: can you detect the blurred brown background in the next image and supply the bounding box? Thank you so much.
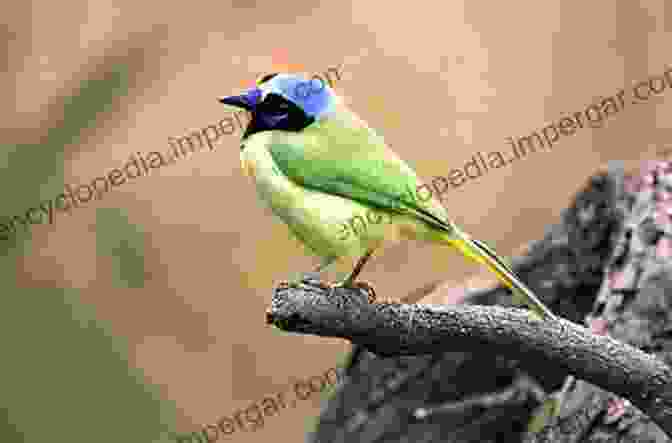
[2,1,672,442]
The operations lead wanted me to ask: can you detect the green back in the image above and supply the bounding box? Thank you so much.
[265,109,453,232]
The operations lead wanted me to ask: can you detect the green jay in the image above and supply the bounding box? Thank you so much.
[219,72,555,318]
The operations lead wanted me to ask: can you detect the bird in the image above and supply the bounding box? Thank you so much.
[219,72,567,428]
[219,72,557,319]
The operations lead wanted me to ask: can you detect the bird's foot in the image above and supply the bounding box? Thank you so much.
[328,280,377,304]
[279,279,331,290]
[355,281,377,303]
[279,271,330,290]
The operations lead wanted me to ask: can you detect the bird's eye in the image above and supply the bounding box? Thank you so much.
[263,94,291,114]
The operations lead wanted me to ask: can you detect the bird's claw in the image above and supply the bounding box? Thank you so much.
[279,278,331,290]
[278,279,302,289]
[355,281,377,303]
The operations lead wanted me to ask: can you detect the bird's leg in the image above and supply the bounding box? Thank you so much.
[341,249,374,285]
[329,250,377,303]
[281,256,338,289]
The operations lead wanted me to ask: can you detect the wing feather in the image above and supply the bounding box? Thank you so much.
[266,111,454,232]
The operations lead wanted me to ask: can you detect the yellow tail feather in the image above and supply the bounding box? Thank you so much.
[445,232,555,320]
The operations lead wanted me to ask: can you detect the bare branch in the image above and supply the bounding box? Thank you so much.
[266,279,672,438]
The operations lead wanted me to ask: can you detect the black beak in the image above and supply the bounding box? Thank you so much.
[218,88,262,112]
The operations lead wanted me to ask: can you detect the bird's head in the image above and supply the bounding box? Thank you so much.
[218,72,338,139]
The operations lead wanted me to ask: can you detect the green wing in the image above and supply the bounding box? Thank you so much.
[266,112,454,232]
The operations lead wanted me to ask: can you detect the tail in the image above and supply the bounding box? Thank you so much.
[445,230,556,320]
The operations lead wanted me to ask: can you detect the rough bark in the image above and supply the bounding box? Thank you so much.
[265,160,672,442]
